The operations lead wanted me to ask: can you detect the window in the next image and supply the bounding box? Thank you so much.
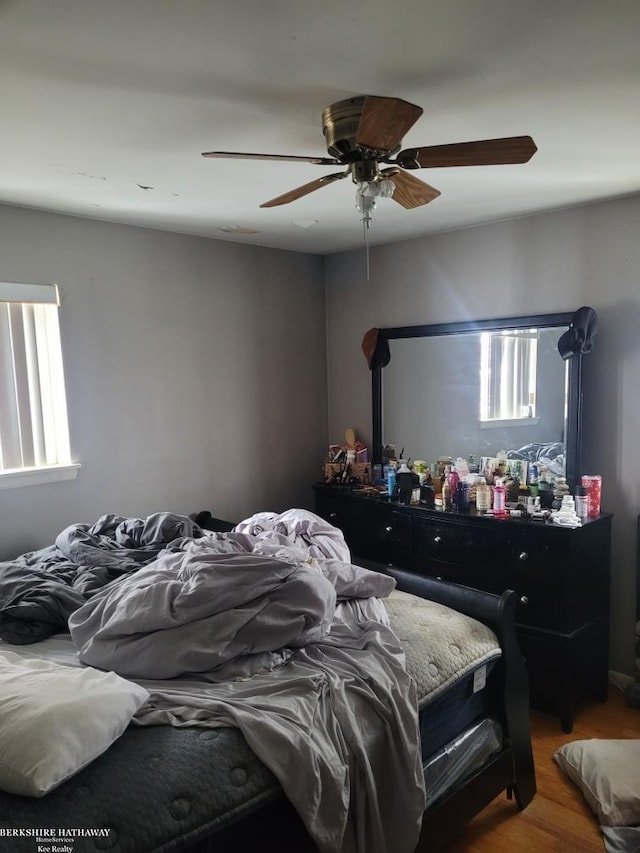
[0,282,78,488]
[479,329,538,423]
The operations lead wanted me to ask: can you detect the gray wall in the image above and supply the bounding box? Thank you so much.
[325,194,640,675]
[0,204,327,559]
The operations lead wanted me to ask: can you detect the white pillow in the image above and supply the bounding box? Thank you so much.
[554,739,640,827]
[0,650,149,797]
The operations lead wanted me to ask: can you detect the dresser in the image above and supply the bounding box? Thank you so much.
[313,484,612,733]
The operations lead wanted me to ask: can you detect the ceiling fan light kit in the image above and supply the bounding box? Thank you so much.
[202,94,537,232]
[355,178,395,230]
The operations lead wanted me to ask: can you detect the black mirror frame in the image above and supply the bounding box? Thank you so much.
[371,312,583,491]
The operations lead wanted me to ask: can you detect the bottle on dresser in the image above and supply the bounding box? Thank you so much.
[448,467,460,506]
[442,478,451,510]
[575,486,589,521]
[493,478,506,515]
[475,480,492,513]
[386,462,397,498]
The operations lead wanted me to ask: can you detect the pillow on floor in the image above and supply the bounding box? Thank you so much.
[0,650,149,797]
[554,738,640,826]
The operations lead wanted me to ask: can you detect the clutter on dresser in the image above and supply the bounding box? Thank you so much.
[320,436,605,525]
[323,428,372,485]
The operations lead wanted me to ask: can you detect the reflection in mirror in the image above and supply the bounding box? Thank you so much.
[374,314,582,489]
[480,329,540,422]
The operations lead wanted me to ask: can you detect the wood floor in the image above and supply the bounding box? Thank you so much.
[447,686,640,852]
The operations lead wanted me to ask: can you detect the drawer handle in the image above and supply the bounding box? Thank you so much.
[329,512,337,520]
[434,535,442,544]
[385,525,393,534]
[520,595,529,605]
[518,551,528,561]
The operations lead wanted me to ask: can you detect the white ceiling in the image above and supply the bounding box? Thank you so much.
[1,0,639,255]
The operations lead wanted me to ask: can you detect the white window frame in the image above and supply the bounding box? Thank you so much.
[479,329,538,426]
[0,282,80,490]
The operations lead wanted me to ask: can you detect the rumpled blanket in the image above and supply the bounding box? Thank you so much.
[234,508,352,562]
[0,512,201,643]
[69,543,334,679]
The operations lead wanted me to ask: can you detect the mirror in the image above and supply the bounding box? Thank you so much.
[372,313,583,489]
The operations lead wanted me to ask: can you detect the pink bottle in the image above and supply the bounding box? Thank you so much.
[449,467,460,505]
[493,478,506,515]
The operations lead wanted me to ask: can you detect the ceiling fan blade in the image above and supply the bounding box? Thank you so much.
[396,136,537,169]
[202,150,340,165]
[382,169,441,209]
[260,170,350,208]
[356,96,423,153]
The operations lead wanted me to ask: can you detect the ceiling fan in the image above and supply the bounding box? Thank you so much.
[202,95,537,226]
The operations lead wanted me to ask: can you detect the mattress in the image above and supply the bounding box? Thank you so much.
[385,588,501,707]
[0,724,284,853]
[385,588,502,756]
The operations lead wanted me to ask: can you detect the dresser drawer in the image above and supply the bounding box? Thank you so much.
[412,516,476,562]
[370,505,412,564]
[455,559,564,630]
[496,525,571,572]
[410,556,459,584]
[314,492,375,557]
[314,491,351,530]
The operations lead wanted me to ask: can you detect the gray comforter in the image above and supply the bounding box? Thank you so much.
[70,542,339,680]
[0,512,201,643]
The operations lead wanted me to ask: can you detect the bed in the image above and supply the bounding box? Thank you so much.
[0,509,535,853]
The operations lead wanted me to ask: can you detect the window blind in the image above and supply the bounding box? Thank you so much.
[0,283,70,472]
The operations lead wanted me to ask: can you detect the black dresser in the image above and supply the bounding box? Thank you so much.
[314,484,612,733]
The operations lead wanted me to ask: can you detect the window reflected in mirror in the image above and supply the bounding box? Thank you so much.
[479,329,538,424]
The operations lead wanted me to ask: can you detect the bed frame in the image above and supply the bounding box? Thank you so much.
[386,565,536,850]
